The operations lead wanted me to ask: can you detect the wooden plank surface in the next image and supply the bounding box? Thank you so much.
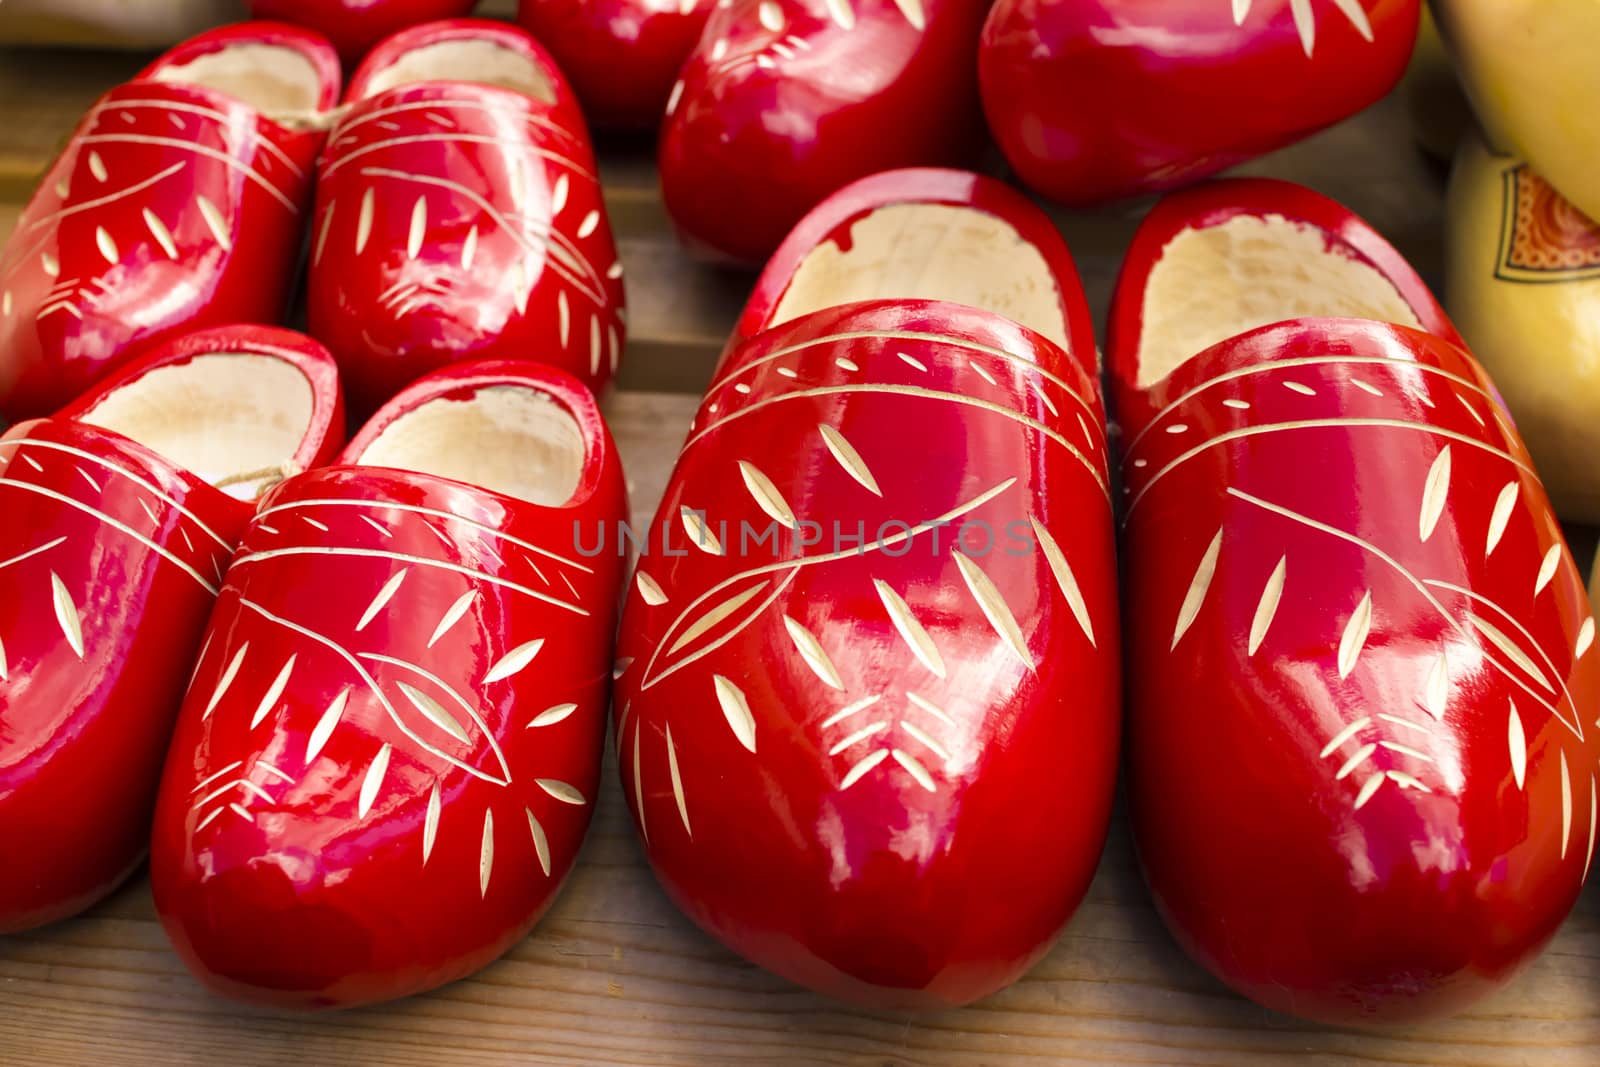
[3,35,1600,1067]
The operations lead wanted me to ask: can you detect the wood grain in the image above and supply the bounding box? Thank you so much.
[2,32,1600,1067]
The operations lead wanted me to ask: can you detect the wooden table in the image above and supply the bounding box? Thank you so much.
[2,30,1598,1067]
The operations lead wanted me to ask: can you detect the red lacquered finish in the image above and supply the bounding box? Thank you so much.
[1111,180,1600,1023]
[0,325,343,933]
[516,0,712,129]
[308,20,626,414]
[0,23,340,419]
[247,0,480,63]
[151,361,627,1009]
[979,0,1419,206]
[612,170,1120,1008]
[659,0,989,264]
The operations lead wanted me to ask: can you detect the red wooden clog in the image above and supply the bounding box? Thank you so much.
[516,0,712,129]
[308,19,626,414]
[150,360,627,1009]
[612,169,1119,1009]
[0,324,343,933]
[979,0,1420,207]
[247,0,480,64]
[658,0,988,264]
[1110,178,1600,1023]
[0,23,341,420]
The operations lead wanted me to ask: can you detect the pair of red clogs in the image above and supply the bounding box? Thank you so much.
[575,0,1425,263]
[1,325,626,1009]
[615,169,1599,1024]
[0,18,623,421]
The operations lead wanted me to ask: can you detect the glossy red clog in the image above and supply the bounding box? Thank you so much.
[516,0,711,129]
[151,360,627,1009]
[0,324,343,933]
[612,169,1119,1009]
[308,19,626,414]
[247,0,480,63]
[979,0,1420,206]
[659,0,989,264]
[0,23,341,420]
[1110,178,1600,1023]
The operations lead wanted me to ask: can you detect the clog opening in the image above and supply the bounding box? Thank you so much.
[79,354,315,500]
[353,386,584,507]
[770,203,1070,349]
[1134,214,1424,387]
[150,43,323,115]
[360,40,555,102]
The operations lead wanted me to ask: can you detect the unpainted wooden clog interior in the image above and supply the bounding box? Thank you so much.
[1135,214,1425,387]
[150,44,323,115]
[770,203,1071,350]
[79,354,314,500]
[361,40,555,102]
[354,386,585,507]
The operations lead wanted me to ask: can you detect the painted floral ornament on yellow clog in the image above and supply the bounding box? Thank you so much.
[1432,0,1600,225]
[1445,133,1600,522]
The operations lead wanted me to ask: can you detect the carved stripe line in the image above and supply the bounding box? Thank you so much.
[231,547,586,616]
[1230,489,1582,740]
[684,385,1107,499]
[0,478,217,593]
[7,163,187,276]
[88,98,305,176]
[1124,355,1500,456]
[358,651,514,779]
[704,330,1099,417]
[356,166,605,303]
[1129,419,1536,516]
[0,437,229,548]
[238,599,511,787]
[1172,528,1224,650]
[640,481,1016,690]
[252,497,593,573]
[74,134,296,211]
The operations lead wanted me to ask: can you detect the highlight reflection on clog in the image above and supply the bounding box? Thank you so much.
[1111,178,1600,1024]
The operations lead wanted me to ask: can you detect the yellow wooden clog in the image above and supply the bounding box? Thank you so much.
[1433,0,1600,223]
[1446,131,1600,521]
